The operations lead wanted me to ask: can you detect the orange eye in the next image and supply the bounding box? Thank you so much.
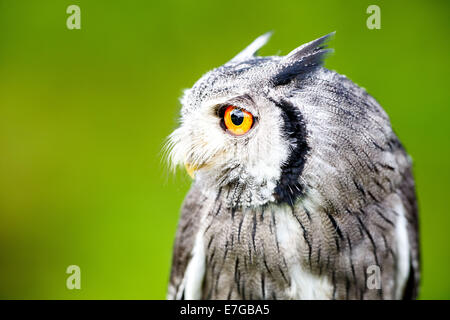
[223,105,254,136]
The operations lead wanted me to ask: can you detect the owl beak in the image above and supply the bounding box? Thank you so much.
[184,162,198,179]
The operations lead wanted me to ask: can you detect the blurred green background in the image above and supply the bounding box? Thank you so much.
[0,0,448,299]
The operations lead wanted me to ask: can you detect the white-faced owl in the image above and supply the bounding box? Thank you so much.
[165,33,420,300]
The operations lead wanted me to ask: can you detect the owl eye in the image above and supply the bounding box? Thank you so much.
[223,105,254,136]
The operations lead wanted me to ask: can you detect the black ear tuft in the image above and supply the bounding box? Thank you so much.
[271,32,335,86]
[285,32,334,62]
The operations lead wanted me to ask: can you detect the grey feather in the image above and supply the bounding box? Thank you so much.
[228,32,272,64]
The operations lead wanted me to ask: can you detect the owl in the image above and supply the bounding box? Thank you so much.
[165,32,420,300]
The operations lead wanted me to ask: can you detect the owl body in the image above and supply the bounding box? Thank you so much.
[166,33,420,300]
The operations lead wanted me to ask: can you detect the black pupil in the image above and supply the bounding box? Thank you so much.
[230,108,244,126]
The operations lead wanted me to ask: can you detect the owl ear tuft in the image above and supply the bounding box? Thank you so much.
[228,32,273,64]
[272,32,335,86]
[284,32,335,62]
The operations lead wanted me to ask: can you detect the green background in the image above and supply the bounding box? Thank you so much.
[0,0,448,299]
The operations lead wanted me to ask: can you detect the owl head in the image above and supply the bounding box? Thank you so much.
[166,32,394,211]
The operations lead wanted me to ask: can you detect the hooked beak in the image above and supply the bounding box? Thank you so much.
[184,162,199,179]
